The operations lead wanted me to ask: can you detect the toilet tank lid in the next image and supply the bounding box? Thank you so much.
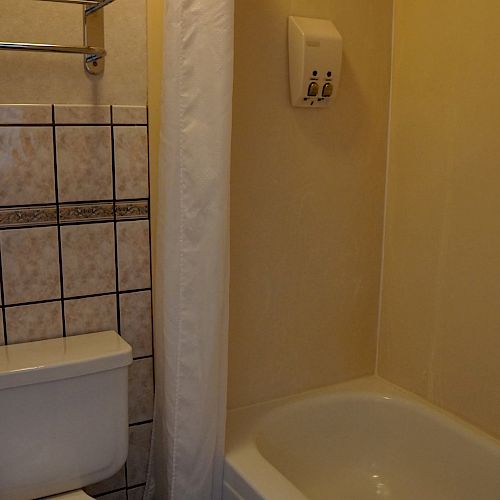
[0,331,132,390]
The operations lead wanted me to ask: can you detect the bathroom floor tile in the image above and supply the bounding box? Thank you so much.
[61,223,116,297]
[5,302,63,344]
[56,126,113,202]
[0,227,61,305]
[0,127,55,206]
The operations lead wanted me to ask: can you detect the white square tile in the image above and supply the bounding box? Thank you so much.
[5,302,63,344]
[65,294,118,336]
[0,227,61,304]
[119,291,153,358]
[114,126,149,199]
[0,104,52,125]
[112,105,147,125]
[129,358,154,424]
[127,423,152,486]
[117,220,151,291]
[61,223,116,297]
[0,127,55,206]
[54,105,111,124]
[56,126,113,202]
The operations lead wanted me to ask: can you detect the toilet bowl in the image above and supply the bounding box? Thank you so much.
[0,331,132,500]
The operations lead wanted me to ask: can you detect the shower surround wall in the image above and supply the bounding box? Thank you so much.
[229,0,500,443]
[378,0,500,440]
[0,104,152,500]
[229,0,393,408]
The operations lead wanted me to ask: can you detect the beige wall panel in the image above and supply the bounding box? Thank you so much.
[380,0,500,439]
[229,0,393,408]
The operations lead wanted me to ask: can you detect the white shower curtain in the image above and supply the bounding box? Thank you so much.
[146,0,233,498]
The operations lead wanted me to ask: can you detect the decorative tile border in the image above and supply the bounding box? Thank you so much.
[116,200,149,220]
[59,202,114,224]
[0,201,149,229]
[0,205,57,228]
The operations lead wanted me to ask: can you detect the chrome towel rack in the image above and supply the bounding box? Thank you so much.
[0,0,117,75]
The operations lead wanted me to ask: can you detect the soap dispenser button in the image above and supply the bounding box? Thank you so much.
[322,83,333,97]
[307,82,319,96]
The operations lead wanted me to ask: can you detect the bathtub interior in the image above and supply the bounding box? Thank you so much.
[225,377,500,500]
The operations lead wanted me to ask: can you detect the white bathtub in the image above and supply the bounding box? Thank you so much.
[224,376,500,500]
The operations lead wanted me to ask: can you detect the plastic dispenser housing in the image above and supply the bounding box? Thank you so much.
[288,16,343,108]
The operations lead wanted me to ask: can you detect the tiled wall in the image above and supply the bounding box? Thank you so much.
[0,104,153,499]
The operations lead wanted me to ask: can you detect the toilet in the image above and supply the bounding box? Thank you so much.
[0,331,132,500]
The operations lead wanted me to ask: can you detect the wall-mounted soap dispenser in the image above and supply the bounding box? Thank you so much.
[288,16,343,108]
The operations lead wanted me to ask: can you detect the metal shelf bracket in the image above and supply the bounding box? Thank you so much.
[84,3,106,74]
[0,0,117,75]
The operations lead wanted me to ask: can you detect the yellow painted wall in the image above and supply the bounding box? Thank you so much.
[379,0,500,439]
[228,0,393,408]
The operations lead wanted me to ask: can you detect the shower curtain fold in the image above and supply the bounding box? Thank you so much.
[146,0,234,498]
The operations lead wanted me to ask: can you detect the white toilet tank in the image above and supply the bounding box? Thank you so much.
[0,331,132,500]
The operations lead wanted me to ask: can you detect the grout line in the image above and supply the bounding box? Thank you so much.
[59,198,114,205]
[116,197,150,203]
[127,482,147,490]
[133,354,154,361]
[93,486,128,498]
[146,105,156,390]
[52,105,67,338]
[59,219,115,226]
[0,223,58,231]
[375,0,396,376]
[129,419,154,427]
[69,288,151,299]
[4,297,61,309]
[0,287,153,309]
[111,106,122,338]
[124,459,130,493]
[0,247,8,344]
[0,197,148,210]
[0,202,57,209]
[0,216,148,232]
[0,123,147,128]
[118,287,153,296]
